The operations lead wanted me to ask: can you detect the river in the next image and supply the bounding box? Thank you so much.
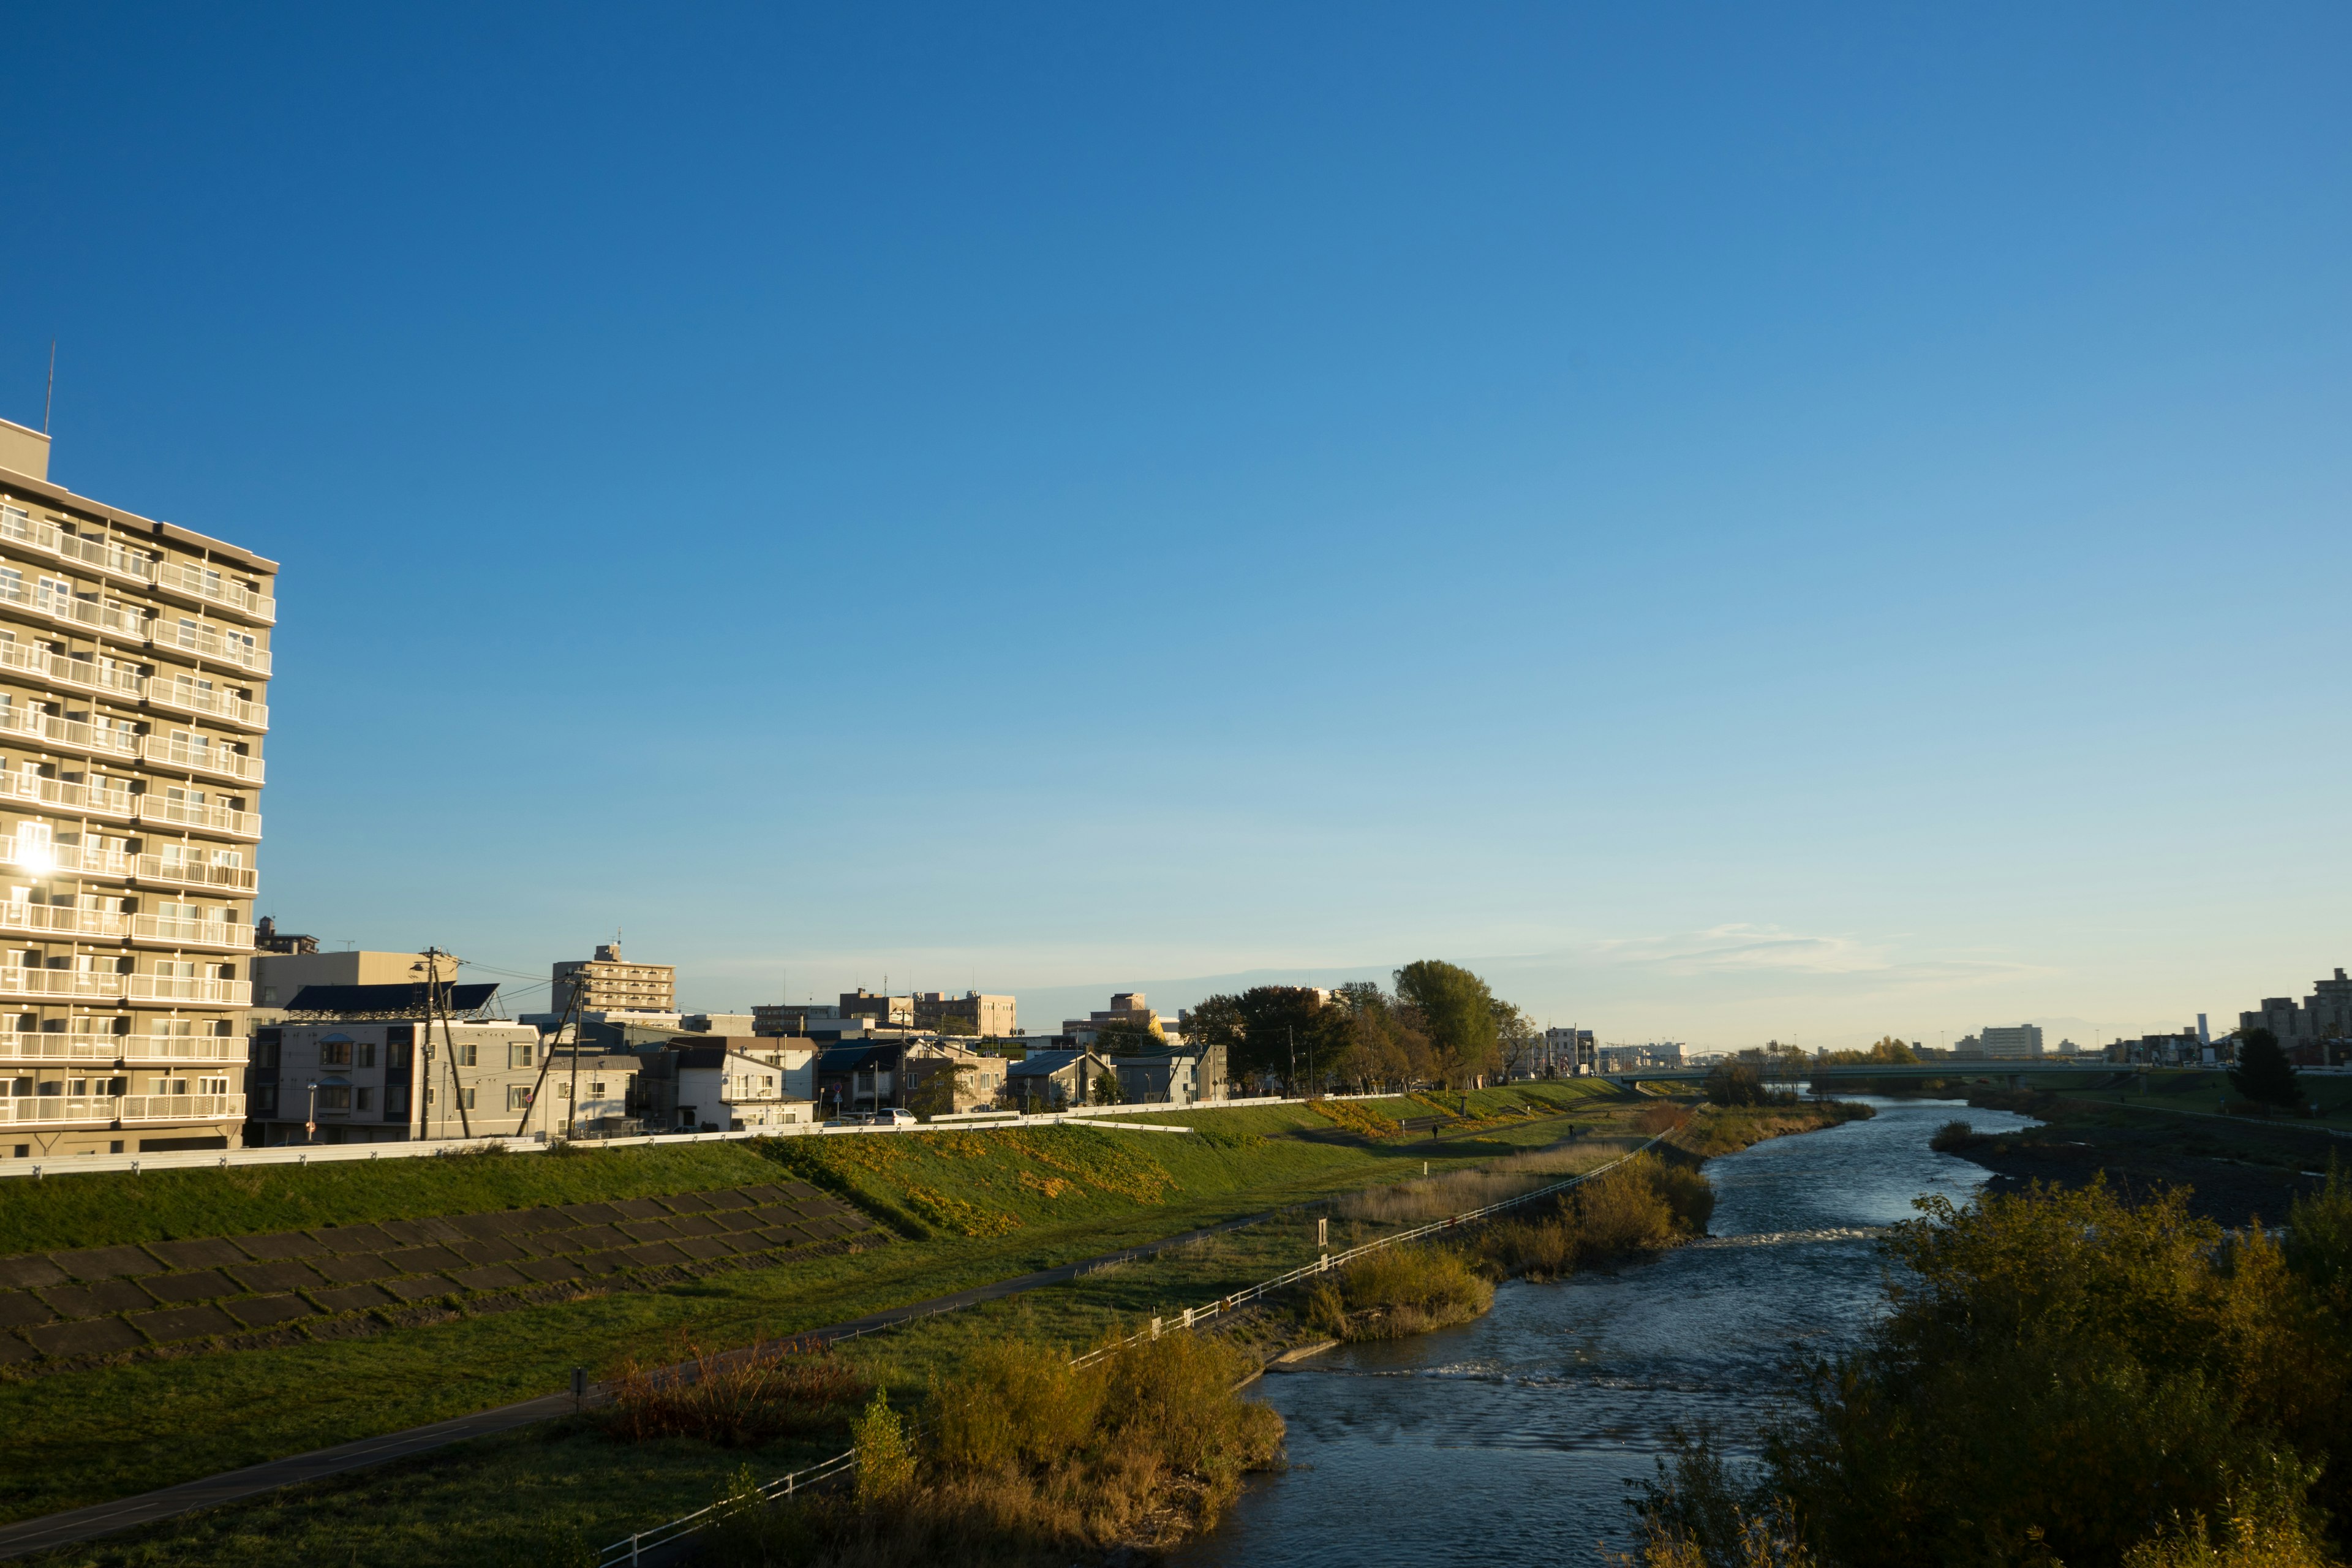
[1174,1095,2042,1566]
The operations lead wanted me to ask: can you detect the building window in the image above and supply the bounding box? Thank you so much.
[355,1042,376,1069]
[590,1081,605,1097]
[353,1087,372,1110]
[507,1085,531,1110]
[387,1041,410,1070]
[458,1087,475,1110]
[385,1085,409,1116]
[317,1085,351,1110]
[453,1042,478,1067]
[508,1042,533,1069]
[318,1039,352,1066]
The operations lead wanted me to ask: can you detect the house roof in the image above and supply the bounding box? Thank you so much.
[284,982,500,1017]
[1008,1049,1102,1075]
[816,1043,903,1074]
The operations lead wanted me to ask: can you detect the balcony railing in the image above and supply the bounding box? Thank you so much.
[126,974,250,1006]
[126,1036,249,1064]
[0,902,129,941]
[153,562,275,625]
[136,796,262,840]
[141,736,265,786]
[0,1093,243,1126]
[0,1035,127,1063]
[0,638,147,704]
[0,701,142,761]
[147,680,266,732]
[0,967,127,1001]
[0,576,149,643]
[130,853,257,894]
[0,503,159,589]
[0,839,135,883]
[130,913,253,951]
[119,1093,243,1123]
[161,622,271,676]
[0,769,136,820]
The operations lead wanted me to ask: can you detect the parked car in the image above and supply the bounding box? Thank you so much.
[871,1107,919,1126]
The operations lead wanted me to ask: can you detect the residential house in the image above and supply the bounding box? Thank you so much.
[1006,1049,1114,1109]
[1106,1042,1226,1106]
[631,1037,814,1133]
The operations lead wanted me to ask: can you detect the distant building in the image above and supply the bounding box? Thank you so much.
[631,1038,813,1133]
[753,1003,838,1037]
[2241,969,2352,1061]
[1008,1049,1115,1109]
[551,943,675,1016]
[246,985,585,1146]
[1061,992,1175,1046]
[1107,1042,1227,1106]
[840,989,913,1027]
[252,948,454,1008]
[1543,1027,1596,1076]
[1956,1025,2043,1060]
[912,990,1016,1037]
[252,917,315,955]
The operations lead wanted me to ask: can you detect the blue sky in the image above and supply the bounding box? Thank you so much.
[2,5,2345,1046]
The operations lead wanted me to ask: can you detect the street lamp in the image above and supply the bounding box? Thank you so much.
[304,1080,318,1145]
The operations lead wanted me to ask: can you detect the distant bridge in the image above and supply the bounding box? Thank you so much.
[1601,1060,2127,1091]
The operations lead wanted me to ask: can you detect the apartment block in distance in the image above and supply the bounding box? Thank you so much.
[0,418,272,1156]
[551,943,674,1014]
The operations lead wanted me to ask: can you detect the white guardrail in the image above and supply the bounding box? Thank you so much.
[0,1090,1452,1181]
[598,1128,1671,1566]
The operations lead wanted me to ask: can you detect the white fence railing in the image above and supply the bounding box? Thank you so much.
[597,1131,1668,1566]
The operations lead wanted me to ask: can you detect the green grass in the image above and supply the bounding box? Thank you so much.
[0,1142,789,1256]
[0,1102,1642,1531]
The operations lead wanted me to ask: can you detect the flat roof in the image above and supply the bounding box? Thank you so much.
[0,433,281,575]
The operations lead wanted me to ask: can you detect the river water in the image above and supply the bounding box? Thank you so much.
[1174,1096,2041,1566]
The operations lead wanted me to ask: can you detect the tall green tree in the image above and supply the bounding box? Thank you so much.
[1234,986,1335,1090]
[2233,1027,2303,1108]
[1393,960,1499,1087]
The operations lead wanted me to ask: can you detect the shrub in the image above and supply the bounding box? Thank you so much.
[1308,1244,1493,1340]
[1637,1102,1694,1136]
[595,1336,868,1447]
[1478,1155,1712,1281]
[853,1392,916,1507]
[1929,1120,1978,1152]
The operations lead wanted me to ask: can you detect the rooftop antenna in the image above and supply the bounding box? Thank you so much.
[43,340,55,434]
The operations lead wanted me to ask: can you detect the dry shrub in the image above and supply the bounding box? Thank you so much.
[595,1335,868,1447]
[1482,1156,1713,1281]
[1637,1101,1694,1136]
[1308,1243,1494,1340]
[1929,1119,1980,1152]
[757,1333,1284,1567]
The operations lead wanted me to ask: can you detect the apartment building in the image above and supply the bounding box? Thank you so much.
[911,990,1017,1037]
[0,419,271,1158]
[249,1012,592,1145]
[551,943,674,1014]
[631,1038,815,1133]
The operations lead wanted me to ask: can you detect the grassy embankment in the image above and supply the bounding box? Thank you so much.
[10,1084,1636,1562]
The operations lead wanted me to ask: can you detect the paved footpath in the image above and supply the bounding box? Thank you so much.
[0,1208,1281,1561]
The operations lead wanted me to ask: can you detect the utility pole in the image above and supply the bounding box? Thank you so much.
[516,972,587,1139]
[423,948,471,1139]
[1287,1025,1295,1098]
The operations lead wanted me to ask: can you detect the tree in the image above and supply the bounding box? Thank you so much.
[1491,1001,1540,1080]
[1092,1021,1161,1057]
[1091,1069,1125,1105]
[1234,986,1338,1090]
[1393,960,1500,1088]
[2232,1027,2302,1109]
[1324,982,1431,1092]
[1703,1061,1768,1107]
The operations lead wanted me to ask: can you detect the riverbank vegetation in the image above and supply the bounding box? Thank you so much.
[703,1332,1286,1567]
[1620,1170,2352,1567]
[1671,1101,1874,1159]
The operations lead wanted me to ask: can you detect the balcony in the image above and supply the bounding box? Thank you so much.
[130,913,253,951]
[119,1093,243,1123]
[0,902,130,941]
[123,1036,249,1065]
[136,796,262,841]
[0,839,135,883]
[152,562,275,626]
[0,1093,244,1127]
[0,967,127,1001]
[0,701,142,763]
[146,680,266,733]
[159,622,271,677]
[0,1034,129,1064]
[130,852,256,894]
[126,974,251,1006]
[0,638,147,705]
[141,736,265,787]
[0,503,159,590]
[0,769,137,821]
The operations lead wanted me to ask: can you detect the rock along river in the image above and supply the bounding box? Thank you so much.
[1172,1095,2043,1566]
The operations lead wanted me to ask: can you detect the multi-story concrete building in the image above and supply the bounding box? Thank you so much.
[551,943,674,1014]
[1956,1024,2044,1060]
[252,948,453,1008]
[249,1011,596,1145]
[0,418,273,1158]
[2241,970,2352,1060]
[911,990,1017,1038]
